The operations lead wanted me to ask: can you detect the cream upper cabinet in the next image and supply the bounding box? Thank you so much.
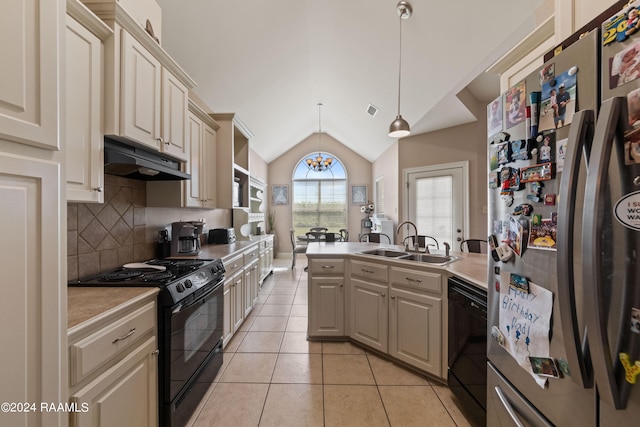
[120,31,162,151]
[65,6,112,203]
[81,1,195,160]
[120,31,189,161]
[148,101,218,208]
[0,0,60,150]
[161,68,189,159]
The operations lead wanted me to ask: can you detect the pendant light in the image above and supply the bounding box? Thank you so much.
[388,1,412,138]
[306,103,333,172]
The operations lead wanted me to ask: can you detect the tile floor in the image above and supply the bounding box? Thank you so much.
[187,256,478,427]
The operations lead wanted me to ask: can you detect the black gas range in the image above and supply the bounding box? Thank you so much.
[70,258,225,427]
[72,258,225,306]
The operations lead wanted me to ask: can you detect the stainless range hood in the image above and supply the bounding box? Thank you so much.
[104,138,191,181]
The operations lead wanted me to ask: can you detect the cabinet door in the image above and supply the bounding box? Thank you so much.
[120,31,161,151]
[309,277,344,336]
[161,68,188,160]
[185,112,203,207]
[202,123,217,208]
[350,278,388,352]
[231,271,244,333]
[243,264,254,318]
[70,337,158,427]
[66,14,104,203]
[0,0,60,149]
[223,279,233,347]
[389,287,442,377]
[0,153,63,426]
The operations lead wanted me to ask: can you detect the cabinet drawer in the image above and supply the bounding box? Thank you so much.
[390,267,442,294]
[243,246,259,264]
[309,258,345,275]
[224,253,243,276]
[350,259,388,282]
[69,301,156,386]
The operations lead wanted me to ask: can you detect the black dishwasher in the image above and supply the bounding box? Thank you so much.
[448,276,487,427]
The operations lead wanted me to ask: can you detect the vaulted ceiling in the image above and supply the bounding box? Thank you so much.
[155,0,544,163]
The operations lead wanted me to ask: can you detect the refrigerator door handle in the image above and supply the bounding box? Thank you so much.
[583,97,628,409]
[557,109,594,389]
[493,386,526,427]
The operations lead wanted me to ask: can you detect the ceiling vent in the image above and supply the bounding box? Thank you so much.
[366,104,379,117]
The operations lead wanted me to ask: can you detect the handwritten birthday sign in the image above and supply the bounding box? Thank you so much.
[499,278,553,388]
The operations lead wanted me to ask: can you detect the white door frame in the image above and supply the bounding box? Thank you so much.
[402,161,470,242]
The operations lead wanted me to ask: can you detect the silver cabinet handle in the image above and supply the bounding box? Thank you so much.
[406,277,422,283]
[381,293,386,297]
[494,386,525,427]
[391,295,396,300]
[361,268,374,273]
[93,186,103,192]
[112,328,136,344]
[321,265,335,269]
[156,137,164,144]
[152,349,159,356]
[165,140,170,145]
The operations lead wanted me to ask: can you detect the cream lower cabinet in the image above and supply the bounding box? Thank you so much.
[68,292,159,427]
[349,260,389,352]
[222,247,261,348]
[259,235,274,284]
[308,258,346,337]
[222,270,244,346]
[244,258,259,317]
[389,266,443,378]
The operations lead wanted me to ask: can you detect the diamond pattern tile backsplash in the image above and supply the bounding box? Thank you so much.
[67,175,154,281]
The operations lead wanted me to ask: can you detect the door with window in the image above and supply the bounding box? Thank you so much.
[405,162,468,249]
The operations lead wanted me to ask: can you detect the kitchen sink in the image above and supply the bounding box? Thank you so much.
[401,253,459,265]
[359,248,410,258]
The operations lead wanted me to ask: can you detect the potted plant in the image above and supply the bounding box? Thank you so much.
[267,210,277,250]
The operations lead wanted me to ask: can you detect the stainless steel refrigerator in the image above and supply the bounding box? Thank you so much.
[487,2,640,425]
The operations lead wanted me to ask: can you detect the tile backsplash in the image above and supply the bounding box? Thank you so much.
[67,175,153,281]
[67,175,232,282]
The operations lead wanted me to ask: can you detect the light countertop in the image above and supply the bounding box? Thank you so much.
[305,241,488,290]
[68,287,159,330]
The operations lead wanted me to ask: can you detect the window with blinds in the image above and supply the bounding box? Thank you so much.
[292,155,347,236]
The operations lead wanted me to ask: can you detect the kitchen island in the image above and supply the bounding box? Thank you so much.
[305,241,487,382]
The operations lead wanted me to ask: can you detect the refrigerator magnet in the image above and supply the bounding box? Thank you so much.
[489,171,500,189]
[631,308,640,334]
[510,139,529,160]
[544,194,557,205]
[619,353,640,384]
[521,163,553,183]
[510,273,530,293]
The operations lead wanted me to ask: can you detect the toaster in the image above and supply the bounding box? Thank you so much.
[208,228,236,244]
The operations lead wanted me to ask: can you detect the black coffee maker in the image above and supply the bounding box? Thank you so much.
[169,221,203,257]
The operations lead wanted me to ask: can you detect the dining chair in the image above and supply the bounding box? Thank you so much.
[309,227,328,232]
[305,231,323,242]
[460,239,488,253]
[359,233,391,244]
[339,228,349,242]
[290,229,308,269]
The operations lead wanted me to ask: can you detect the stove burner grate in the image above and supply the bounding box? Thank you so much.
[100,270,142,281]
[176,260,204,267]
[142,271,175,282]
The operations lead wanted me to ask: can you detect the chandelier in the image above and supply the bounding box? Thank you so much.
[306,103,333,172]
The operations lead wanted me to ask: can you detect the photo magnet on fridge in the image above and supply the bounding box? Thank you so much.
[510,273,530,293]
[528,356,561,378]
[510,140,529,161]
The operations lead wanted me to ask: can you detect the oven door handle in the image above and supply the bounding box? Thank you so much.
[172,279,223,314]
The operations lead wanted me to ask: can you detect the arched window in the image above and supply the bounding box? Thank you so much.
[292,153,347,236]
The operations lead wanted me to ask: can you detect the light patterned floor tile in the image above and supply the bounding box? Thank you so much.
[323,385,389,427]
[378,386,456,427]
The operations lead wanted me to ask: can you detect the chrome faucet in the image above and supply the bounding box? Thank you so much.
[443,242,450,257]
[396,221,419,252]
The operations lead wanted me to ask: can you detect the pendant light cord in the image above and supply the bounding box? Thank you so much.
[397,12,402,116]
[317,102,322,155]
